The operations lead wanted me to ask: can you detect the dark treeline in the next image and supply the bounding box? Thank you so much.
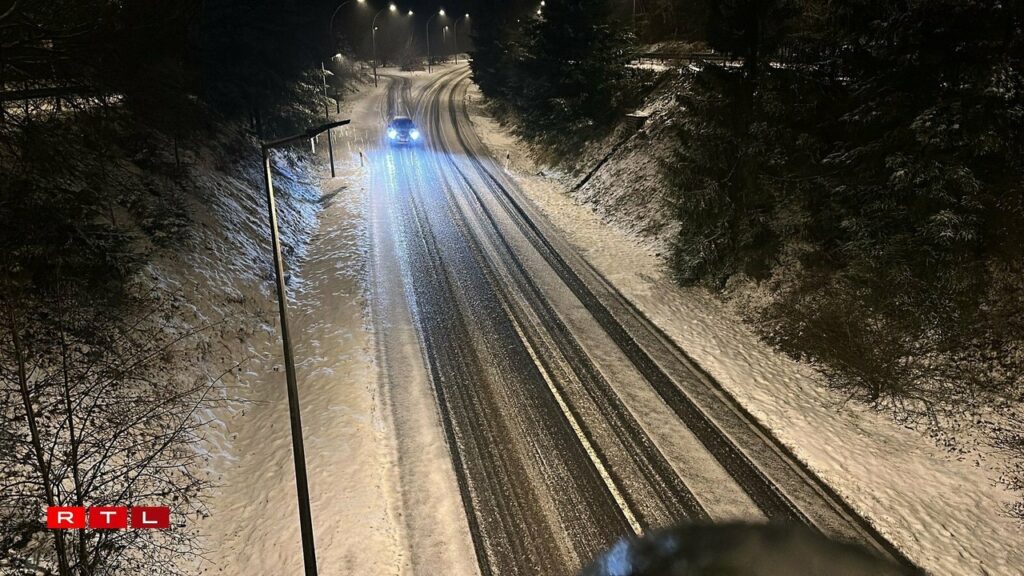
[470,0,650,152]
[472,0,1024,417]
[0,0,337,353]
[1,2,336,574]
[0,0,335,138]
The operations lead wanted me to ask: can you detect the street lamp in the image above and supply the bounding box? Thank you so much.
[325,0,366,123]
[453,14,469,64]
[372,3,398,87]
[260,117,351,576]
[405,10,415,57]
[426,8,445,73]
[328,0,366,47]
[442,25,449,62]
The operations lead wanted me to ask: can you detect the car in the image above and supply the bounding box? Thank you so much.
[386,116,421,145]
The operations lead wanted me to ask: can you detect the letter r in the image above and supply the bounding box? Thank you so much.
[47,507,85,529]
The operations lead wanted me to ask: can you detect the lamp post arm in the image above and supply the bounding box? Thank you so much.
[328,0,352,44]
[372,6,389,31]
[426,14,438,73]
[453,16,466,64]
[371,7,390,87]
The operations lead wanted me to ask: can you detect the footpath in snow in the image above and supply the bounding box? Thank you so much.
[192,71,479,576]
[190,84,404,574]
[461,82,1024,575]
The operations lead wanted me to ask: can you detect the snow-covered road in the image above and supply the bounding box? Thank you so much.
[194,63,1023,576]
[363,65,911,575]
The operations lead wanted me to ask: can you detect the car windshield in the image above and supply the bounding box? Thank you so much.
[392,118,415,129]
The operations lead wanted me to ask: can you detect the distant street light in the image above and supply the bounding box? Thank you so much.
[426,8,445,73]
[442,25,449,61]
[325,0,367,121]
[405,10,415,57]
[372,3,398,87]
[259,117,351,576]
[453,14,469,64]
[328,0,366,48]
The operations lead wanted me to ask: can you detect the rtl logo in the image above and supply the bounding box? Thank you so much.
[47,507,171,530]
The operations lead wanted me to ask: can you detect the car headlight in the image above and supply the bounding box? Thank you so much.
[410,129,420,140]
[388,128,398,139]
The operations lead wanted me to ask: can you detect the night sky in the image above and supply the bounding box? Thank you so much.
[326,0,480,58]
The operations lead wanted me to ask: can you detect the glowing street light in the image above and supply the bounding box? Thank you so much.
[453,14,469,64]
[372,3,399,86]
[323,0,367,128]
[426,8,446,73]
[328,0,366,46]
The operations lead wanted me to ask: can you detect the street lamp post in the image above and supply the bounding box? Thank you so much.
[320,62,336,177]
[259,118,351,576]
[323,0,365,140]
[453,14,468,64]
[372,3,398,87]
[328,0,366,49]
[426,8,445,73]
[442,25,448,62]
[405,10,414,58]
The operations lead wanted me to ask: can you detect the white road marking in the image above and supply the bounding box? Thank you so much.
[504,301,644,536]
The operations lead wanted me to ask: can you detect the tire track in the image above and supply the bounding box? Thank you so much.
[434,67,917,570]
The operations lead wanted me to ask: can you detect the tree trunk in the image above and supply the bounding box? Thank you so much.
[5,298,72,576]
[57,287,91,575]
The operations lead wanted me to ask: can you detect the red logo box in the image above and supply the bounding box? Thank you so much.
[89,507,128,529]
[47,507,85,529]
[130,507,170,529]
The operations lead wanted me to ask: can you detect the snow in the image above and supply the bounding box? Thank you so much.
[179,85,410,575]
[628,61,671,72]
[463,82,1024,575]
[187,70,478,576]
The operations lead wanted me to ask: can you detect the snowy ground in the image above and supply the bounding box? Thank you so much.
[462,83,1024,575]
[190,70,479,576]
[185,84,408,574]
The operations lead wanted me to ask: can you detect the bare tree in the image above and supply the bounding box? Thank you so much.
[1,277,233,575]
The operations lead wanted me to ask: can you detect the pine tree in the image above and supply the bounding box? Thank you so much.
[468,1,526,101]
[516,0,635,146]
[705,0,799,69]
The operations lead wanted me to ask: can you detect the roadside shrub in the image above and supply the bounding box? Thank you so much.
[665,0,1024,414]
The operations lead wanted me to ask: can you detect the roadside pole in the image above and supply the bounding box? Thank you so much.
[259,118,350,576]
[321,62,337,177]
